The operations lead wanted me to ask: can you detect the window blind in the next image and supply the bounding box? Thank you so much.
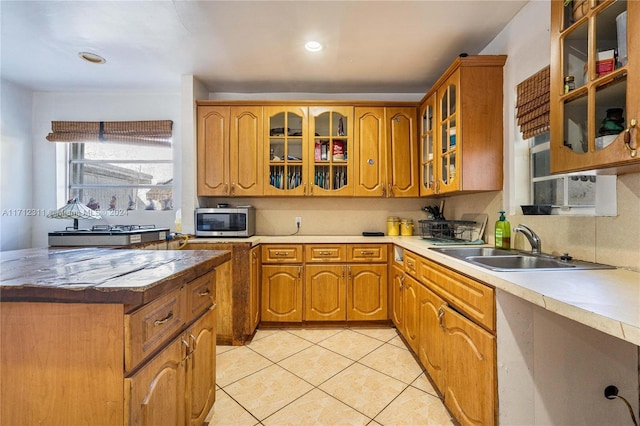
[46,120,173,147]
[516,66,550,140]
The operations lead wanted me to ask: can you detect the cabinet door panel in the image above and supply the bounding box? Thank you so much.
[230,106,263,196]
[348,264,387,321]
[390,263,404,329]
[305,265,346,321]
[443,305,496,426]
[402,274,419,352]
[250,246,261,332]
[387,107,419,197]
[125,336,186,426]
[261,265,302,322]
[188,308,216,426]
[417,283,446,393]
[354,107,387,196]
[197,106,230,196]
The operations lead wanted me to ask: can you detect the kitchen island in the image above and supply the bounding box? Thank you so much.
[0,247,231,426]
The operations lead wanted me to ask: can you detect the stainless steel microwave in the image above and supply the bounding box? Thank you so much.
[195,207,255,237]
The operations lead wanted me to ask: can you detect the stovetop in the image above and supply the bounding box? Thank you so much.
[49,225,169,235]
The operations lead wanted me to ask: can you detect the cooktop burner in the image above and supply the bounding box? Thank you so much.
[48,225,170,246]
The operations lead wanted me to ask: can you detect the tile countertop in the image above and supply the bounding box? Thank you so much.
[191,235,640,346]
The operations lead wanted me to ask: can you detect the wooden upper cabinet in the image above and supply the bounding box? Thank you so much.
[387,107,419,197]
[354,106,418,197]
[419,55,506,196]
[308,106,354,196]
[230,107,263,196]
[550,0,639,173]
[197,106,230,196]
[197,106,263,196]
[419,95,438,196]
[354,107,387,197]
[264,106,309,196]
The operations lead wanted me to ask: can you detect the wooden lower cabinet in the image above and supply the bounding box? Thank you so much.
[187,307,217,426]
[305,264,346,321]
[0,268,220,426]
[347,264,387,321]
[390,262,404,329]
[401,273,419,353]
[186,242,257,345]
[125,334,186,426]
[263,244,388,323]
[417,283,446,392]
[395,247,497,426]
[249,246,261,331]
[442,304,496,426]
[262,264,303,322]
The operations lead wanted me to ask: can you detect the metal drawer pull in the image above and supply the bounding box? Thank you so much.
[407,260,415,268]
[360,250,375,256]
[154,310,173,326]
[318,251,332,256]
[198,289,211,297]
[437,304,448,330]
[274,251,289,256]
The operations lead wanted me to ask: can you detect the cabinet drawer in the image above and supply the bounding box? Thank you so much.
[187,270,215,323]
[417,257,495,332]
[125,287,187,372]
[262,245,303,263]
[404,251,418,276]
[347,244,388,262]
[305,244,346,263]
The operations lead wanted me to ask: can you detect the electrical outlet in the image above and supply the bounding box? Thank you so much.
[295,216,302,227]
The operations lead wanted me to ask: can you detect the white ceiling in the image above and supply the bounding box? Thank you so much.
[0,0,528,95]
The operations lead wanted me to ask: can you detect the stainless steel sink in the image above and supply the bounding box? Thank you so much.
[430,247,615,271]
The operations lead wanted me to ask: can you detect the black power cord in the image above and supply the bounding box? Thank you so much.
[605,385,638,426]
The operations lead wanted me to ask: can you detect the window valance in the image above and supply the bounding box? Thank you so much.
[515,66,550,140]
[46,120,173,147]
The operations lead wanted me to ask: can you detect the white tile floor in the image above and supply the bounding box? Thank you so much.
[205,327,455,426]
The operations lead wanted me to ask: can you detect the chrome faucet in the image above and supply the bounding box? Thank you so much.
[514,224,542,254]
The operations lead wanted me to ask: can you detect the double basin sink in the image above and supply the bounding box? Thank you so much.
[430,247,615,272]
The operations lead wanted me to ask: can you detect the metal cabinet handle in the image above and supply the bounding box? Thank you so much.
[360,250,375,256]
[381,184,386,197]
[224,183,229,194]
[274,251,289,256]
[347,265,352,280]
[437,303,447,330]
[318,251,332,256]
[230,183,236,195]
[388,183,393,197]
[624,118,637,158]
[407,260,415,268]
[154,310,173,326]
[198,288,211,297]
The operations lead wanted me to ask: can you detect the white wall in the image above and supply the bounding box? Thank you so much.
[30,91,181,248]
[483,2,639,423]
[0,79,34,251]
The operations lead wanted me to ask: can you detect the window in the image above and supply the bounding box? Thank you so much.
[529,132,615,215]
[46,120,174,212]
[68,142,173,212]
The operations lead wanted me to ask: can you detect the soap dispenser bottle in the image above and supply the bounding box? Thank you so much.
[495,211,511,249]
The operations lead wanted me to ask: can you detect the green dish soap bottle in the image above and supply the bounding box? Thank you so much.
[495,211,511,249]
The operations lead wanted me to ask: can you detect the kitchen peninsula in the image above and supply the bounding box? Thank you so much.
[0,247,230,426]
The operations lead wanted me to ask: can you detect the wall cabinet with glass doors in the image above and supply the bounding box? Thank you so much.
[419,55,506,196]
[264,106,354,196]
[550,0,639,173]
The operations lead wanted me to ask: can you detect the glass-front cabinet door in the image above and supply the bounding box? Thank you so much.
[264,107,308,195]
[420,95,437,196]
[437,73,460,193]
[308,107,353,196]
[550,0,638,173]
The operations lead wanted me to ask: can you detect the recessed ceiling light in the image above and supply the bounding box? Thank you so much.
[78,52,106,64]
[305,41,323,52]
